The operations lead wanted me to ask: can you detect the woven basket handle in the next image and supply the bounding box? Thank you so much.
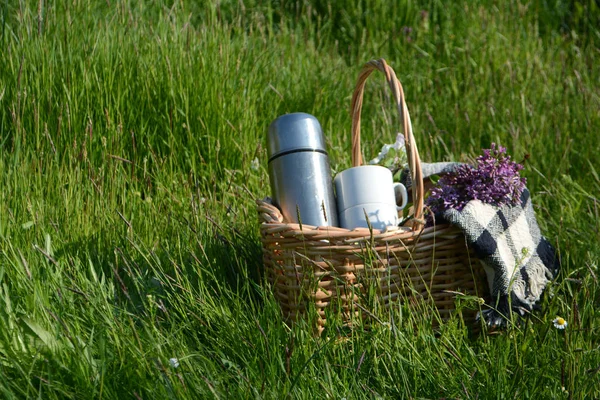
[350,58,425,229]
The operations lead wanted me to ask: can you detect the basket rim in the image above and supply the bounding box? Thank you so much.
[256,197,461,242]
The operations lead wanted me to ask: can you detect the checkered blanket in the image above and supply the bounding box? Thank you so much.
[443,189,560,327]
[403,162,560,327]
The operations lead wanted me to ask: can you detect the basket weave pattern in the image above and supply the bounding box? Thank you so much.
[256,59,489,332]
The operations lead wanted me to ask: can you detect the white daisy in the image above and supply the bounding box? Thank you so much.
[553,317,567,330]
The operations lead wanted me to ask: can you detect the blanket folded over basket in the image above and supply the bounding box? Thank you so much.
[444,189,560,327]
[403,162,560,327]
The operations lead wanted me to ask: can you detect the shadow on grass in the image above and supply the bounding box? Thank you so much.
[52,221,266,327]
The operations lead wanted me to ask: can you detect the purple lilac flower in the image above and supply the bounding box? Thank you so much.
[426,144,527,215]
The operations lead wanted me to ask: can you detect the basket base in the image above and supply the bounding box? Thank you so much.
[258,197,490,335]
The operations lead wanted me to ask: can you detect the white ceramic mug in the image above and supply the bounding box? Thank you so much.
[334,165,408,230]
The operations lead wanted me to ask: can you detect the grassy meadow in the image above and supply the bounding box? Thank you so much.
[1,0,600,398]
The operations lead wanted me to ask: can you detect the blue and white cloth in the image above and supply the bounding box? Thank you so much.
[403,162,560,327]
[444,188,559,327]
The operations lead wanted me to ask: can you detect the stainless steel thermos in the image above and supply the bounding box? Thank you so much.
[267,113,338,227]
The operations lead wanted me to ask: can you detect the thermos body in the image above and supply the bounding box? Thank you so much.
[268,151,338,226]
[267,113,338,227]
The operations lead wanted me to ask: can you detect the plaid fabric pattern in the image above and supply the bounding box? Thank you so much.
[443,189,560,326]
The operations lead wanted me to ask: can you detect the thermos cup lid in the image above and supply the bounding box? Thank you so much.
[267,113,328,162]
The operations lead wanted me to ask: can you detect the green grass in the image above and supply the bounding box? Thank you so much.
[1,0,599,398]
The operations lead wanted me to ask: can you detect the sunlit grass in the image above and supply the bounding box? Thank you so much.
[0,0,599,398]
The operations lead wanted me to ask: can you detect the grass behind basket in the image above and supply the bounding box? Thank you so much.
[1,0,599,398]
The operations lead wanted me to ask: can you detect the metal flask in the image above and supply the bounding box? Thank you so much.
[267,113,338,227]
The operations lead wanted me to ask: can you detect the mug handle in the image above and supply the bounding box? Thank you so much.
[393,183,408,211]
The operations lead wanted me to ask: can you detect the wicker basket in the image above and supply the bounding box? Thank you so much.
[256,59,489,334]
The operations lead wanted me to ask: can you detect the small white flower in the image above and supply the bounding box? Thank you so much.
[369,133,406,165]
[169,358,180,368]
[553,317,567,330]
[250,157,260,171]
